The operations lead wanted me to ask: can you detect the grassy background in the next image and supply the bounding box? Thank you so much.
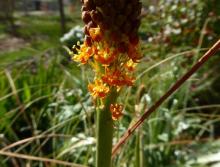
[0,0,220,166]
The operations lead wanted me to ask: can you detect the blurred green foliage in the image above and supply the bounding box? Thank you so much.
[0,0,220,167]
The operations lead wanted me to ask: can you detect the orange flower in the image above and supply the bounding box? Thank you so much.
[89,28,103,42]
[88,79,109,99]
[73,43,93,64]
[110,104,123,120]
[124,59,137,71]
[127,44,142,63]
[102,69,134,87]
[94,48,117,65]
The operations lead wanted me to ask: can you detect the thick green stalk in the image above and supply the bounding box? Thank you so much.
[135,130,144,167]
[96,91,117,167]
[135,132,140,167]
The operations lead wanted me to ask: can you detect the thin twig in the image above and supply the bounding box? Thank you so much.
[137,48,208,80]
[144,136,220,150]
[0,134,71,151]
[112,39,220,158]
[0,150,87,167]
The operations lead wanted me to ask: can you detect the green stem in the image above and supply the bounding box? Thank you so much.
[135,130,144,167]
[96,91,117,167]
[135,132,140,167]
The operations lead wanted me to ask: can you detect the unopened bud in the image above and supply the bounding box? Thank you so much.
[118,42,128,53]
[115,14,126,27]
[83,26,90,35]
[81,5,87,11]
[82,11,92,24]
[122,22,132,34]
[132,19,141,30]
[85,35,92,46]
[90,10,103,24]
[129,34,139,45]
[124,4,133,16]
[84,0,95,10]
[110,31,121,42]
[94,0,105,6]
[99,3,115,17]
[116,0,126,10]
[87,21,97,29]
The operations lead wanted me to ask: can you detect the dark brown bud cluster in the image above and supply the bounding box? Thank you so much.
[81,0,142,46]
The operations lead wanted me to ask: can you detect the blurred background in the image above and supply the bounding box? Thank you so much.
[0,0,220,166]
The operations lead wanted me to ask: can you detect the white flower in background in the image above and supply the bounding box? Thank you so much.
[149,5,156,13]
[173,28,181,35]
[164,25,172,35]
[60,25,84,43]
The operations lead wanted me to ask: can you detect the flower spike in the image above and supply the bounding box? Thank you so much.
[72,0,143,120]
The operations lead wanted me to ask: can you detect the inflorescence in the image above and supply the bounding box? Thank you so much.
[71,0,142,120]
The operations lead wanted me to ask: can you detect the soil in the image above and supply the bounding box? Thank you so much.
[0,35,27,53]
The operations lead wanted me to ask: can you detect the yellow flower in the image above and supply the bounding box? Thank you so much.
[110,104,123,121]
[102,68,134,87]
[88,79,109,99]
[73,43,93,64]
[89,27,103,42]
[125,59,137,72]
